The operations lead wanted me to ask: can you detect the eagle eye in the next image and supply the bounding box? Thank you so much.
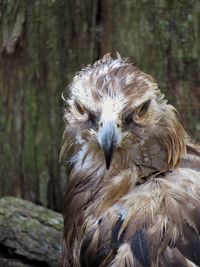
[75,101,86,115]
[124,100,151,127]
[138,100,151,117]
[74,100,97,126]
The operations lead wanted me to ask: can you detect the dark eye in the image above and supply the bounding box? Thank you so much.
[138,100,151,117]
[125,114,133,125]
[88,112,97,125]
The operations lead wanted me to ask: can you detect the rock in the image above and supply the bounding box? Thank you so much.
[0,197,63,267]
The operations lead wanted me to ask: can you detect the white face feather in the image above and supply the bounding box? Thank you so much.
[100,96,125,122]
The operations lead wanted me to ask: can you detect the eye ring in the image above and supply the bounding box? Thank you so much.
[123,99,151,127]
[75,101,85,115]
[74,100,97,126]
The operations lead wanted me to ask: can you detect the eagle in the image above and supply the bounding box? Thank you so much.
[61,54,200,267]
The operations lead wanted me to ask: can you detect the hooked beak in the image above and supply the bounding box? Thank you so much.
[97,121,122,170]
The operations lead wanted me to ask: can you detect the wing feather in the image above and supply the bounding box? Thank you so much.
[80,167,200,266]
[129,229,151,267]
[162,247,189,267]
[175,223,200,265]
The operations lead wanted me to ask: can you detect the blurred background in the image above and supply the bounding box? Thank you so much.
[0,0,200,212]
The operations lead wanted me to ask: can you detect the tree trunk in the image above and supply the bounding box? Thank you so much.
[0,0,199,210]
[0,0,98,210]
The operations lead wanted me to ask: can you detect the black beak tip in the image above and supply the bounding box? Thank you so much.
[104,150,113,170]
[105,158,111,170]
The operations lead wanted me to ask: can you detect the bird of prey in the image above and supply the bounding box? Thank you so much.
[61,54,200,267]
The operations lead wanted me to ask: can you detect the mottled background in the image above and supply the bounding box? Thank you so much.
[0,0,199,211]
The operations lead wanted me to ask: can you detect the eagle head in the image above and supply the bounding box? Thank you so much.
[62,54,188,173]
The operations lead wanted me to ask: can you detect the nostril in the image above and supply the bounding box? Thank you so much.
[117,123,120,128]
[100,122,103,127]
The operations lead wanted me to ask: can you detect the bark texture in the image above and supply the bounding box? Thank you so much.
[0,0,199,210]
[0,197,62,267]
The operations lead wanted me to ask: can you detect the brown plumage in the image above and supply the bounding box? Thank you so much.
[61,54,200,267]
